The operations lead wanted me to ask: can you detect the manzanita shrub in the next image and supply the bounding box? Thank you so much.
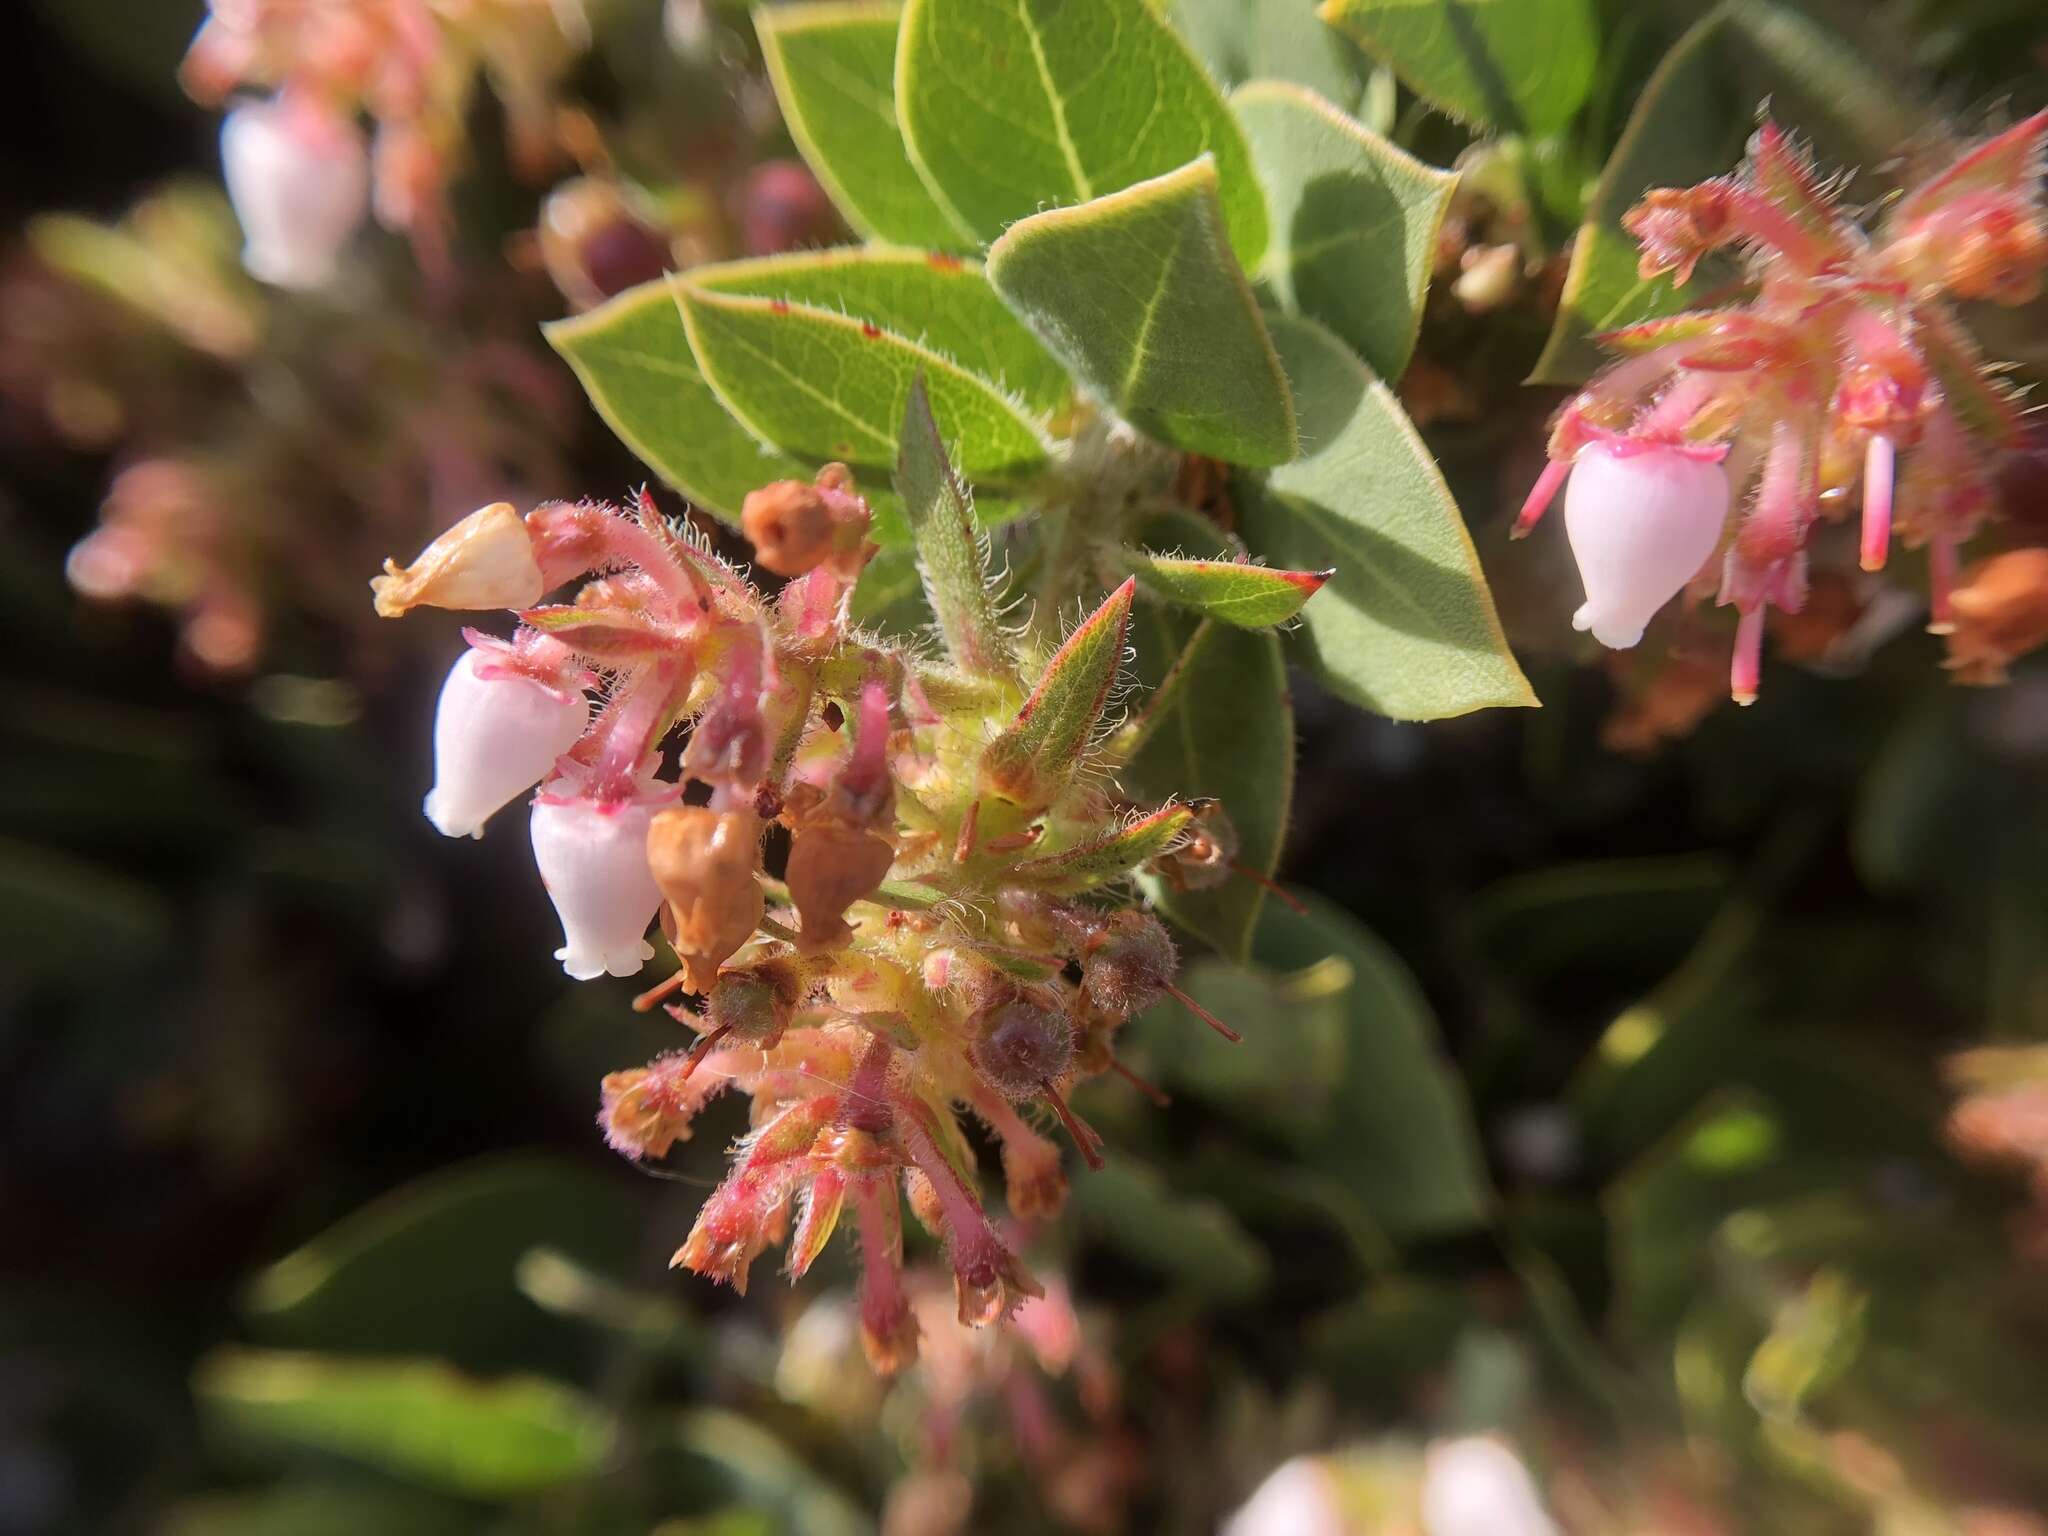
[373,0,1536,1368]
[367,0,2048,1376]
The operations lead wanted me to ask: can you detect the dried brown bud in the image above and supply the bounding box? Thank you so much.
[646,807,764,992]
[742,480,836,577]
[786,821,894,951]
[371,502,545,618]
[1945,548,2048,685]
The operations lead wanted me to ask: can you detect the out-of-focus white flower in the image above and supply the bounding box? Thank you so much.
[221,93,369,289]
[1564,440,1731,649]
[424,647,587,839]
[530,790,667,980]
[1223,1456,1345,1536]
[1420,1436,1559,1536]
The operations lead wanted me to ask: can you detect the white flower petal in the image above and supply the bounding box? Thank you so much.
[1564,441,1730,650]
[424,649,587,839]
[530,794,665,981]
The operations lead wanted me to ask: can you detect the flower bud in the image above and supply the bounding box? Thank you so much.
[220,94,369,290]
[1564,440,1730,649]
[971,998,1075,1100]
[538,177,674,311]
[785,822,894,952]
[424,647,588,838]
[531,791,668,979]
[1079,910,1177,1019]
[372,503,547,618]
[646,806,764,992]
[599,1051,719,1160]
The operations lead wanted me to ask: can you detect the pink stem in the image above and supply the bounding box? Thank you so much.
[1634,373,1721,440]
[1927,535,1959,634]
[1513,459,1569,539]
[1861,433,1895,572]
[589,659,685,799]
[1731,607,1766,707]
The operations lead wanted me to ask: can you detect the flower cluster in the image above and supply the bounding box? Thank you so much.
[1516,115,2046,703]
[184,0,591,282]
[373,431,1262,1370]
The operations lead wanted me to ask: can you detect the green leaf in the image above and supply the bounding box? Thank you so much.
[1232,79,1457,381]
[1122,514,1293,960]
[895,0,1268,268]
[242,1154,640,1378]
[691,246,1069,416]
[849,541,933,636]
[1070,1159,1269,1304]
[676,283,1051,485]
[1169,0,1377,112]
[986,158,1297,466]
[754,2,970,248]
[544,283,811,522]
[1239,315,1535,719]
[1249,892,1493,1236]
[894,374,1021,680]
[1530,0,1933,384]
[159,1481,483,1536]
[1318,0,1597,135]
[1119,547,1330,628]
[193,1348,613,1498]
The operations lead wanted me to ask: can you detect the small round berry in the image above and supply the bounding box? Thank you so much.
[971,999,1075,1101]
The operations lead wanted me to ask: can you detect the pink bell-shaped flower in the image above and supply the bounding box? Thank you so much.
[221,94,370,290]
[424,648,589,839]
[1564,440,1731,649]
[530,790,667,980]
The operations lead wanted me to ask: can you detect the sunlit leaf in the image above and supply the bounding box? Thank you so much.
[1240,315,1535,719]
[986,158,1297,466]
[676,283,1052,485]
[754,2,969,247]
[1318,0,1598,135]
[545,283,812,523]
[896,0,1268,268]
[1233,79,1457,380]
[691,246,1069,415]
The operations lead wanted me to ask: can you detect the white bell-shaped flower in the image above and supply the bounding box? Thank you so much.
[1221,1457,1343,1536]
[1564,440,1730,649]
[530,792,666,980]
[424,649,588,839]
[221,95,370,290]
[1420,1437,1559,1536]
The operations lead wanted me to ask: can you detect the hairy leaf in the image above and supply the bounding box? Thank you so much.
[986,158,1297,466]
[1010,804,1196,892]
[691,246,1068,415]
[1233,79,1457,380]
[754,2,968,248]
[1240,316,1535,719]
[894,375,1016,679]
[544,283,810,523]
[1119,546,1330,629]
[895,0,1268,268]
[675,283,1051,485]
[1318,0,1597,135]
[1170,0,1377,113]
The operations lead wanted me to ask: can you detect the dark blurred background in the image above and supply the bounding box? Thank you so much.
[6,3,2048,1534]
